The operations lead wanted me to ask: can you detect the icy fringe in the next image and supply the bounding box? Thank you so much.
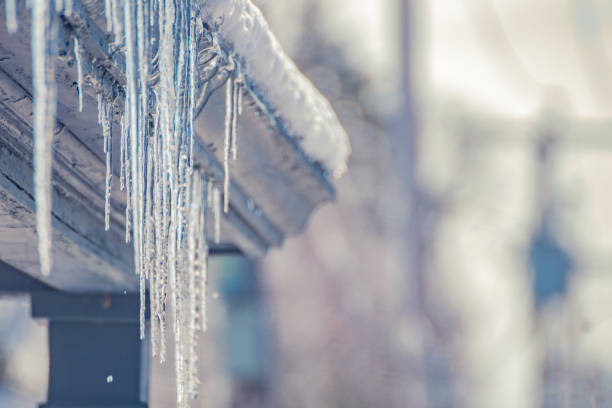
[13,0,244,406]
[30,0,59,276]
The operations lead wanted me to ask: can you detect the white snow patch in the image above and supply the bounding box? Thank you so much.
[204,0,351,178]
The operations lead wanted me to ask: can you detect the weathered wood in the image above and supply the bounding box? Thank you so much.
[0,0,334,291]
[33,292,149,408]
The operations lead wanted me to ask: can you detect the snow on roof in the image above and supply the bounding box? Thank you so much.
[204,0,351,178]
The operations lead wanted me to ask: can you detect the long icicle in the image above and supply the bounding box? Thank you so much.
[223,74,234,213]
[231,75,239,161]
[213,185,221,244]
[74,37,84,112]
[120,112,127,191]
[200,181,209,334]
[124,0,139,262]
[99,90,113,231]
[32,0,58,276]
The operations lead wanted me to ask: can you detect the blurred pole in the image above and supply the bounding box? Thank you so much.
[397,1,460,406]
[398,0,423,314]
[384,0,430,405]
[397,0,431,314]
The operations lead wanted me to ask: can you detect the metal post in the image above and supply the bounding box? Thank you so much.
[31,292,149,408]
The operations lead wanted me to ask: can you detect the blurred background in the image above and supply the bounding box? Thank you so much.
[3,0,612,406]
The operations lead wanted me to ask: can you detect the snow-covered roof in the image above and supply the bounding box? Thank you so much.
[204,0,351,178]
[0,0,349,289]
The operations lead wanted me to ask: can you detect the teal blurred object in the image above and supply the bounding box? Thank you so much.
[528,220,573,310]
[217,256,269,383]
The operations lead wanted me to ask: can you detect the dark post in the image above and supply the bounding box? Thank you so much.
[31,292,149,408]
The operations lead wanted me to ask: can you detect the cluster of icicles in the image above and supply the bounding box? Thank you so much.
[7,0,244,405]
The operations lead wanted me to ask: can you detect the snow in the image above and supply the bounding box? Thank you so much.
[203,0,351,178]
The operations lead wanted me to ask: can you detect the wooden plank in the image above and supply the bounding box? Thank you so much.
[0,1,334,291]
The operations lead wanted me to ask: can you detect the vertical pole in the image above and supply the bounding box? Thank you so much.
[216,255,269,408]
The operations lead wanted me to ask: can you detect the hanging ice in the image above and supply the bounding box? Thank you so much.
[96,91,113,231]
[223,74,233,214]
[26,0,246,404]
[74,37,84,112]
[231,76,239,161]
[102,0,215,405]
[213,185,221,244]
[31,0,58,276]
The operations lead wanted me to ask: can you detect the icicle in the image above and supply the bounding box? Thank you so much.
[55,0,63,13]
[213,185,221,244]
[104,131,113,231]
[111,0,123,43]
[187,8,197,172]
[104,0,113,32]
[74,37,84,112]
[64,0,72,16]
[96,91,113,232]
[120,114,126,190]
[200,185,209,333]
[223,75,234,213]
[97,93,102,124]
[123,0,139,264]
[231,76,239,161]
[32,0,59,276]
[186,175,199,400]
[139,257,146,338]
[150,258,158,356]
[6,0,18,34]
[124,111,132,243]
[237,80,243,116]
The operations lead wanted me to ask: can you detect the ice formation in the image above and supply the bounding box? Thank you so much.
[31,0,59,277]
[14,0,349,405]
[73,37,84,112]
